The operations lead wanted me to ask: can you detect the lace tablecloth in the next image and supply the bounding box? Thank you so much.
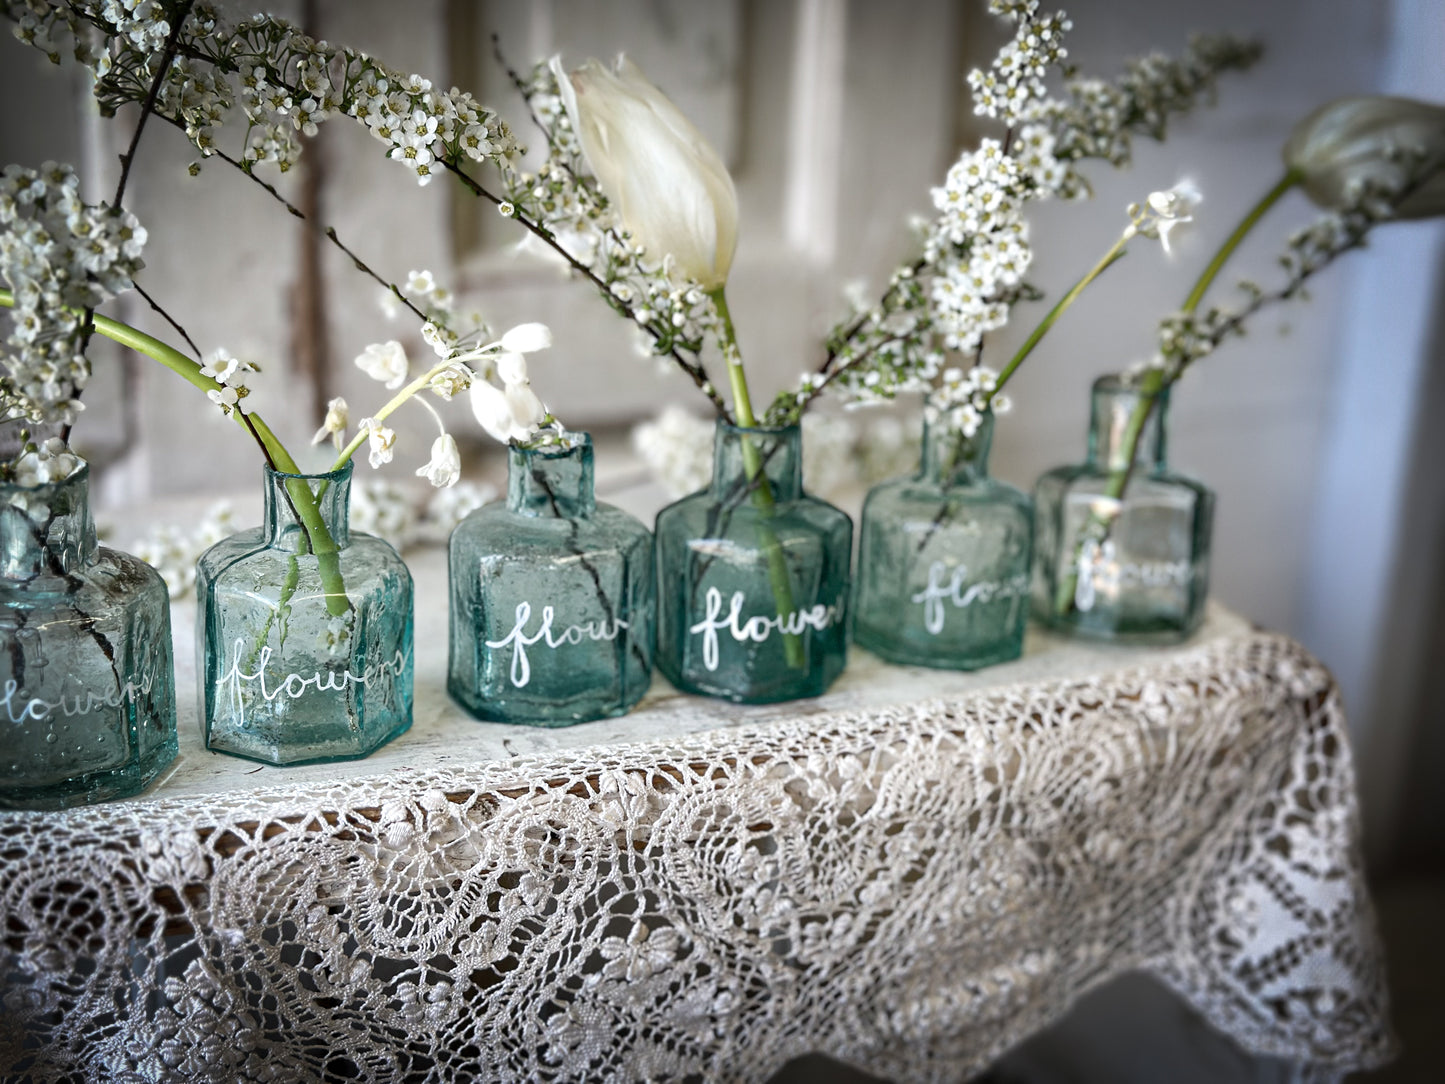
[0,547,1393,1083]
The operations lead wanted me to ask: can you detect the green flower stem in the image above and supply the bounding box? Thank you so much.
[0,290,350,617]
[914,236,1130,561]
[991,240,1129,401]
[708,287,804,668]
[1051,169,1303,617]
[330,359,461,471]
[1181,169,1303,316]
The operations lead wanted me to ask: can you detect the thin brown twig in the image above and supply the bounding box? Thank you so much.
[132,281,201,356]
[68,1,196,445]
[816,257,927,377]
[443,159,734,420]
[169,128,431,327]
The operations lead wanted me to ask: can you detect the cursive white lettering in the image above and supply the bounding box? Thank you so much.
[688,587,843,672]
[1,649,164,726]
[909,561,1029,635]
[484,601,629,688]
[1074,539,1191,613]
[214,638,410,725]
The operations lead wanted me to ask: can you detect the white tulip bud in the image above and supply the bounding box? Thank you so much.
[553,54,738,289]
[1284,96,1445,218]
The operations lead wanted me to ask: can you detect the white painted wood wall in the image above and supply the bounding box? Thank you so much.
[4,0,1443,869]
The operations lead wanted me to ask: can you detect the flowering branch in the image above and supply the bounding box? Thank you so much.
[768,4,1261,428]
[1050,97,1445,617]
[440,158,731,418]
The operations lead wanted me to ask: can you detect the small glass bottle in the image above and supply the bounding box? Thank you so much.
[654,421,852,703]
[448,434,655,724]
[196,463,413,764]
[1032,374,1214,641]
[0,464,177,809]
[853,413,1032,669]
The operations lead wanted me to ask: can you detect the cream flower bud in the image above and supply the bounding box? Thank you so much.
[470,380,526,444]
[505,381,547,433]
[499,322,553,354]
[416,433,461,488]
[553,54,738,289]
[1284,96,1445,218]
[496,352,529,386]
[311,396,349,448]
[360,418,396,468]
[355,340,410,389]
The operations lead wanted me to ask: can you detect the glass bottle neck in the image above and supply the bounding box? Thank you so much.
[265,465,351,550]
[921,414,994,486]
[0,465,97,578]
[712,422,803,502]
[1086,375,1169,473]
[507,435,596,518]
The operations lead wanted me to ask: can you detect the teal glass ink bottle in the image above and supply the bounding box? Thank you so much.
[1033,374,1214,641]
[853,413,1032,669]
[0,463,177,808]
[653,421,852,703]
[196,463,413,764]
[448,434,655,724]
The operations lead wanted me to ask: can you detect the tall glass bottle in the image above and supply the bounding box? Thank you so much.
[654,421,852,703]
[197,464,413,764]
[1032,374,1213,641]
[853,414,1032,668]
[0,464,177,809]
[449,434,655,725]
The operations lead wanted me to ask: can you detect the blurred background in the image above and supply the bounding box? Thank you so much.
[2,0,1442,1080]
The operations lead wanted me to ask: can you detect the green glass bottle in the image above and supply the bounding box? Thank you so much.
[853,413,1032,668]
[0,464,177,808]
[196,464,413,764]
[448,434,655,724]
[1032,374,1214,641]
[654,421,852,703]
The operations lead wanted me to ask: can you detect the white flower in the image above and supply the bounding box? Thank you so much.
[496,352,529,386]
[505,381,547,431]
[415,433,461,488]
[470,380,518,443]
[9,439,80,487]
[1145,180,1201,254]
[199,348,240,383]
[311,396,349,448]
[1284,96,1445,217]
[206,385,239,412]
[499,321,553,354]
[355,340,409,389]
[553,54,738,289]
[421,321,451,358]
[429,366,471,400]
[470,380,536,444]
[360,417,397,467]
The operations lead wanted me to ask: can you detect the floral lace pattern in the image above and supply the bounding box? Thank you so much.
[0,633,1390,1083]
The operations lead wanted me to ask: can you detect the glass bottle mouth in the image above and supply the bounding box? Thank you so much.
[508,432,596,517]
[1,461,96,577]
[711,419,804,501]
[264,462,354,483]
[264,461,353,548]
[922,415,994,485]
[1087,373,1170,473]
